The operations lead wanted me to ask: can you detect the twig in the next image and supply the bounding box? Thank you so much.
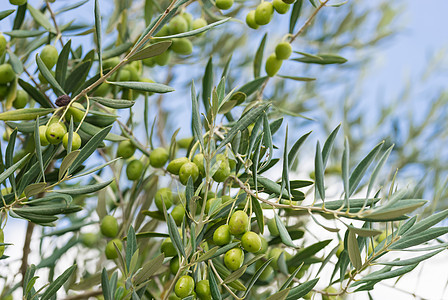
[20,222,35,282]
[64,290,102,300]
[290,0,331,43]
[45,0,65,48]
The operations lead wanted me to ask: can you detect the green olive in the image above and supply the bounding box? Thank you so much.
[267,218,279,236]
[192,18,208,36]
[335,240,344,257]
[45,122,67,144]
[268,248,284,270]
[0,64,16,84]
[322,286,342,300]
[171,38,193,55]
[126,159,144,181]
[196,280,211,300]
[224,248,244,271]
[124,65,140,81]
[149,147,169,168]
[80,232,98,248]
[172,204,185,226]
[62,132,82,150]
[213,224,231,246]
[179,162,199,185]
[154,50,171,66]
[377,231,387,243]
[37,125,49,146]
[0,229,5,257]
[221,195,232,204]
[105,238,123,259]
[212,159,230,182]
[265,53,283,77]
[273,0,290,14]
[100,215,119,238]
[205,198,221,214]
[103,57,120,70]
[255,2,274,26]
[193,153,205,176]
[228,210,249,235]
[40,45,58,69]
[142,57,156,67]
[161,238,177,257]
[256,236,269,254]
[117,140,136,159]
[9,0,27,6]
[255,260,274,281]
[167,157,189,175]
[215,0,234,10]
[177,137,193,149]
[65,102,85,122]
[118,69,131,81]
[38,70,55,84]
[12,90,28,109]
[241,231,262,253]
[155,187,173,211]
[275,42,292,60]
[0,84,8,99]
[0,34,6,58]
[282,0,296,4]
[170,256,180,275]
[246,10,259,29]
[175,275,195,298]
[169,15,189,34]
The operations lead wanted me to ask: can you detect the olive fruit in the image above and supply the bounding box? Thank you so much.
[9,0,27,5]
[65,102,85,122]
[0,229,5,257]
[38,126,50,146]
[80,232,98,248]
[154,50,171,66]
[246,11,259,29]
[177,137,193,148]
[169,15,189,34]
[118,69,131,81]
[142,57,156,67]
[123,65,140,81]
[255,260,274,281]
[0,64,15,84]
[38,70,55,84]
[221,195,232,204]
[256,236,269,254]
[268,248,284,269]
[213,224,231,246]
[167,157,189,175]
[322,286,342,300]
[335,240,344,257]
[100,215,119,238]
[13,90,28,109]
[155,187,173,211]
[377,231,387,243]
[182,12,194,29]
[282,0,296,4]
[0,34,6,57]
[273,0,290,14]
[172,205,185,226]
[103,57,120,70]
[179,162,199,185]
[40,45,58,69]
[224,248,244,271]
[170,256,179,275]
[265,53,282,77]
[193,153,205,176]
[241,231,262,253]
[275,42,292,60]
[171,38,193,55]
[193,18,208,32]
[46,122,67,144]
[62,132,82,150]
[196,280,211,300]
[205,198,220,214]
[149,147,169,168]
[228,210,248,235]
[161,238,177,257]
[267,218,279,236]
[117,140,136,159]
[0,85,8,99]
[126,159,144,181]
[175,275,195,298]
[216,0,233,10]
[105,238,123,259]
[212,159,230,182]
[255,2,274,26]
[93,82,110,97]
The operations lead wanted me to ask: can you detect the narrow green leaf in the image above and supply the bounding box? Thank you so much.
[237,76,268,97]
[34,117,45,182]
[223,265,247,284]
[94,0,102,73]
[202,57,213,113]
[322,125,340,167]
[153,18,230,40]
[365,145,393,199]
[65,61,92,95]
[346,225,381,237]
[347,229,362,270]
[7,50,23,74]
[404,209,448,237]
[292,54,348,65]
[36,54,66,96]
[277,75,316,81]
[352,264,418,286]
[195,247,219,263]
[54,179,113,195]
[126,226,138,271]
[285,278,319,300]
[243,258,273,298]
[133,253,164,285]
[274,213,296,248]
[0,10,15,21]
[41,264,77,300]
[208,265,222,300]
[24,182,47,198]
[18,79,52,108]
[101,268,111,300]
[342,137,349,206]
[281,126,291,199]
[27,4,56,33]
[363,200,426,221]
[280,263,304,290]
[0,108,54,121]
[267,288,290,300]
[379,249,445,266]
[254,33,267,78]
[129,41,172,61]
[191,81,204,151]
[167,214,187,259]
[108,81,174,93]
[389,227,448,250]
[59,150,81,180]
[90,97,135,109]
[262,113,273,170]
[314,142,325,200]
[251,197,264,235]
[0,154,29,185]
[288,131,311,167]
[289,0,303,34]
[56,40,71,88]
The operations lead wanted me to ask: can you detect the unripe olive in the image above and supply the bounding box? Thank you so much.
[154,50,171,66]
[149,147,169,168]
[38,70,55,84]
[65,102,85,122]
[155,25,170,37]
[177,137,193,148]
[193,153,205,176]
[171,38,193,55]
[322,286,342,300]
[335,240,344,257]
[103,57,120,70]
[0,34,6,57]
[255,260,274,281]
[0,84,8,99]
[38,126,50,146]
[256,236,269,254]
[267,218,279,236]
[268,248,284,269]
[155,187,173,211]
[175,275,195,298]
[241,231,262,253]
[255,2,274,26]
[273,0,290,14]
[0,229,5,257]
[179,162,199,185]
[205,198,220,214]
[282,0,296,4]
[221,195,232,204]
[46,122,67,144]
[182,12,194,30]
[118,69,131,81]
[170,256,179,275]
[142,57,156,67]
[13,90,28,109]
[100,215,119,238]
[196,280,211,300]
[105,238,123,259]
[212,159,230,182]
[167,157,189,175]
[169,15,189,34]
[124,65,140,81]
[265,53,283,77]
[216,0,234,10]
[213,224,231,246]
[0,64,16,84]
[161,238,177,257]
[126,159,144,181]
[246,11,259,30]
[40,45,58,69]
[172,204,185,226]
[80,232,98,248]
[275,42,292,60]
[228,210,249,235]
[9,0,27,5]
[224,248,244,271]
[62,132,81,150]
[117,140,136,159]
[193,18,208,35]
[377,231,387,243]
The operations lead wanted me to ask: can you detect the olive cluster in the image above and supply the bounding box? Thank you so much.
[99,215,123,259]
[246,0,296,29]
[265,41,293,77]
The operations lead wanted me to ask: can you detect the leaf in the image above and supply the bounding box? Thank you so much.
[129,41,172,61]
[167,214,187,259]
[292,54,348,65]
[223,265,247,284]
[389,227,448,250]
[195,247,219,263]
[72,158,120,179]
[277,75,316,82]
[27,4,56,33]
[366,145,393,199]
[288,131,311,167]
[243,258,273,298]
[0,154,29,185]
[24,183,47,198]
[289,0,303,34]
[274,213,296,248]
[347,229,362,270]
[346,225,381,237]
[208,266,222,300]
[379,248,445,266]
[289,240,331,266]
[65,61,92,95]
[126,226,138,271]
[266,288,290,300]
[8,50,23,74]
[56,40,72,87]
[54,179,113,195]
[280,263,304,290]
[153,18,231,39]
[262,113,273,171]
[342,137,349,206]
[36,54,66,96]
[285,278,319,300]
[94,0,102,73]
[314,142,325,200]
[237,76,268,97]
[218,92,246,114]
[202,57,213,113]
[0,108,54,121]
[280,126,291,199]
[352,264,418,287]
[90,97,135,109]
[191,81,204,151]
[362,200,426,221]
[108,81,174,93]
[79,122,124,142]
[133,253,164,285]
[403,209,448,237]
[0,10,15,21]
[101,268,112,300]
[40,265,77,300]
[254,33,267,78]
[251,197,264,235]
[34,117,45,182]
[59,150,81,180]
[18,79,52,108]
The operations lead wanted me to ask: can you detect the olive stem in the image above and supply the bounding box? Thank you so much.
[290,0,331,43]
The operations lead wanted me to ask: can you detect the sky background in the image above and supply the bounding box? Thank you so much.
[1,0,448,299]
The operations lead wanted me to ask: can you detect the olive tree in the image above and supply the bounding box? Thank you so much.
[0,0,447,299]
